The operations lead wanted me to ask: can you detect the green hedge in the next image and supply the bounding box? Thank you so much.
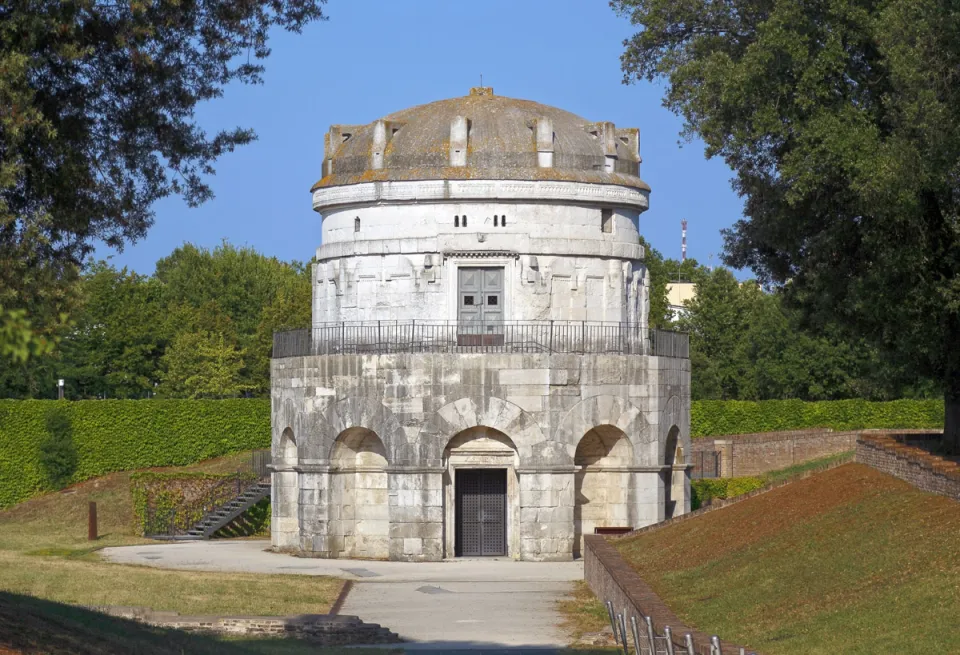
[691,399,944,438]
[0,399,269,509]
[0,398,945,510]
[691,476,767,510]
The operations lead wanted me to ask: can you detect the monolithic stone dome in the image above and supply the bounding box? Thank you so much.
[312,87,649,191]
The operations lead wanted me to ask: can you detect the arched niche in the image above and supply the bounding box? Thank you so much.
[573,425,634,558]
[278,427,298,466]
[442,426,520,559]
[329,427,389,559]
[664,425,682,520]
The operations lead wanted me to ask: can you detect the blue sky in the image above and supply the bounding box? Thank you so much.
[97,0,744,274]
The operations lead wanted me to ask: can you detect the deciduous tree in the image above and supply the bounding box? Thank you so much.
[615,0,960,450]
[0,0,327,335]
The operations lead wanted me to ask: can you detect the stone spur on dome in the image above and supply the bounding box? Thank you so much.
[313,86,647,192]
[270,87,691,562]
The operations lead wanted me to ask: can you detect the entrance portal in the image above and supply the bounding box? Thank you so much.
[455,469,507,557]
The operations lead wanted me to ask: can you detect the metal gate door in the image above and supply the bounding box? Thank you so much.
[458,267,504,346]
[455,469,506,556]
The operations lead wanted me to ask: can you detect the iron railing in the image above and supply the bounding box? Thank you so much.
[252,450,271,479]
[605,600,756,655]
[273,321,689,359]
[691,451,720,480]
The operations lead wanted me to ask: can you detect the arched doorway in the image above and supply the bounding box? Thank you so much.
[330,427,389,559]
[574,425,634,558]
[442,427,519,558]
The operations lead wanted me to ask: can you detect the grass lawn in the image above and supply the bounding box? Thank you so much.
[0,452,344,619]
[761,450,853,484]
[556,580,618,651]
[615,463,960,654]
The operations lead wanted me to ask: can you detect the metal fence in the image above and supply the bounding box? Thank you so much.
[605,600,756,655]
[252,450,271,479]
[691,451,720,480]
[273,321,689,359]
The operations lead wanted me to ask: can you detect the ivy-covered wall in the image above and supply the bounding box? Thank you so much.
[131,471,257,536]
[0,399,269,509]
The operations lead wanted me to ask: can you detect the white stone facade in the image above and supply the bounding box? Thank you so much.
[271,88,691,561]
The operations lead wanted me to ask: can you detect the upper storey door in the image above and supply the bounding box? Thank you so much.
[458,267,504,343]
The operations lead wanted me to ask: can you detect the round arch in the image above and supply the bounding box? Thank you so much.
[278,427,298,467]
[328,426,389,559]
[658,395,686,464]
[417,396,546,466]
[322,396,407,465]
[441,425,521,558]
[663,424,682,520]
[573,424,634,558]
[555,395,653,466]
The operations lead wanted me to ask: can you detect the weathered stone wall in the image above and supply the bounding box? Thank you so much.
[87,606,402,646]
[311,180,650,327]
[692,429,859,478]
[856,433,959,500]
[271,351,691,561]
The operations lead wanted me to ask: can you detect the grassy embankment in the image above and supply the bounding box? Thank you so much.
[0,452,343,619]
[614,463,960,654]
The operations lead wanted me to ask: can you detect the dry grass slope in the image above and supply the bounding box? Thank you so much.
[614,463,960,654]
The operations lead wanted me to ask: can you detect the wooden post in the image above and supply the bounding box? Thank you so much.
[88,501,98,540]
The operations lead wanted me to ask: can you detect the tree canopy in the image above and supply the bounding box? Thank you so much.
[2,242,311,400]
[615,0,960,450]
[0,0,326,337]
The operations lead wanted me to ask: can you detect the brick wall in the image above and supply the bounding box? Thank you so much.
[584,535,758,654]
[692,429,901,478]
[856,433,960,501]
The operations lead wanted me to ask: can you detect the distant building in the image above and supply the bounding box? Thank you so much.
[270,87,692,561]
[666,281,697,319]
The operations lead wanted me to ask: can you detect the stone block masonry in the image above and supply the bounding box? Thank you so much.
[856,432,959,501]
[85,606,402,646]
[272,351,691,561]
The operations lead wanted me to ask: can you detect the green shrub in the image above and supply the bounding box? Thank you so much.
[0,399,269,509]
[691,399,944,438]
[691,476,766,510]
[38,405,77,489]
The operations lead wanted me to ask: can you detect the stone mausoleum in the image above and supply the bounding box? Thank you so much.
[270,87,691,561]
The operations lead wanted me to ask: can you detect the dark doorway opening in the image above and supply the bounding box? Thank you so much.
[455,469,507,557]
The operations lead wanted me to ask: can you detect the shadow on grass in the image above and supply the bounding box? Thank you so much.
[0,591,397,655]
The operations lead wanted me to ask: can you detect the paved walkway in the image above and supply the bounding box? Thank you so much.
[100,540,583,651]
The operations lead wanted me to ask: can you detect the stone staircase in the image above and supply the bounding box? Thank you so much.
[178,481,271,540]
